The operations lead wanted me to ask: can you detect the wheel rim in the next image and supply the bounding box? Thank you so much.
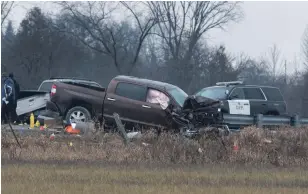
[69,111,87,123]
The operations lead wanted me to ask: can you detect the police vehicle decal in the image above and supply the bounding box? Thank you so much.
[227,99,250,115]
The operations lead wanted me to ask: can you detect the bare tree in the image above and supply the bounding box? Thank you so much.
[302,25,308,68]
[268,44,283,79]
[147,1,243,89]
[147,1,242,62]
[57,1,158,74]
[1,1,14,30]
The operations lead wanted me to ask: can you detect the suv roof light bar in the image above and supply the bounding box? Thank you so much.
[215,81,244,86]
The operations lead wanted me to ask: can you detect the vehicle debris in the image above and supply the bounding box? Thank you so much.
[127,131,142,139]
[165,95,230,139]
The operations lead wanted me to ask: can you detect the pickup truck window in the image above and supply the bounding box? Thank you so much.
[146,89,170,109]
[243,87,265,100]
[115,82,147,101]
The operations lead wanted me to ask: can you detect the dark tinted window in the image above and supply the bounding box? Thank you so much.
[115,82,147,101]
[243,87,265,100]
[229,88,245,99]
[39,82,53,92]
[261,87,284,101]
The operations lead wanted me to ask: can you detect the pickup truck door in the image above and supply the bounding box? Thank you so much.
[141,88,170,127]
[103,82,148,125]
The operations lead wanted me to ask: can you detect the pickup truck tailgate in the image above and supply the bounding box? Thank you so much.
[17,91,50,116]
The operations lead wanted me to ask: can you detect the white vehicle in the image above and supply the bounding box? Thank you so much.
[16,90,50,116]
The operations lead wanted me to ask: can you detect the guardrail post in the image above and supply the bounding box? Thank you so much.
[113,113,129,145]
[254,114,263,128]
[291,114,300,128]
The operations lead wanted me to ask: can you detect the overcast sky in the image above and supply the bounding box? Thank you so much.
[7,1,308,73]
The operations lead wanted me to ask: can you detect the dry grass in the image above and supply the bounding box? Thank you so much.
[2,126,308,167]
[2,126,308,193]
[2,163,308,194]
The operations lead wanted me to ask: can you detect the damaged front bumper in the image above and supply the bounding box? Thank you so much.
[169,95,231,138]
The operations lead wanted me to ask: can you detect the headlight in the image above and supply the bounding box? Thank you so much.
[218,108,221,112]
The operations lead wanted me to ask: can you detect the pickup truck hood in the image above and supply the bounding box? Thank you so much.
[182,95,220,110]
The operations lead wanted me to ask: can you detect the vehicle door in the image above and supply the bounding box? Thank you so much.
[103,82,148,124]
[227,87,250,115]
[260,87,286,115]
[142,88,171,127]
[242,87,267,115]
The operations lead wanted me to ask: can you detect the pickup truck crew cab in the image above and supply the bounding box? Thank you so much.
[194,81,287,116]
[46,75,189,129]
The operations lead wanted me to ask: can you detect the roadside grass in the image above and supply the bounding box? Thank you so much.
[2,126,308,193]
[2,163,308,194]
[2,126,308,167]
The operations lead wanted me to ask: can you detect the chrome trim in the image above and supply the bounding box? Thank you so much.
[107,97,116,101]
[142,105,151,108]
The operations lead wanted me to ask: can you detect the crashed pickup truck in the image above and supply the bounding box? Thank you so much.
[16,77,101,118]
[45,75,229,136]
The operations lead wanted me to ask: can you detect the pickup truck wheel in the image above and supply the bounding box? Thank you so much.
[65,106,91,124]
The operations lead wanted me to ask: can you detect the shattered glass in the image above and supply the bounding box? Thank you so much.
[146,89,170,110]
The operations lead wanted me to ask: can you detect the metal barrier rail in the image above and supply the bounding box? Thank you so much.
[223,113,308,129]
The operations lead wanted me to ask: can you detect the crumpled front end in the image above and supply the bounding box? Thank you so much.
[182,95,224,125]
[167,95,229,138]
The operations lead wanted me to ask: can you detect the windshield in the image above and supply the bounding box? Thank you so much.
[167,87,188,107]
[195,87,228,100]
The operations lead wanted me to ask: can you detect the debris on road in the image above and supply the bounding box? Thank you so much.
[49,133,55,141]
[127,132,142,139]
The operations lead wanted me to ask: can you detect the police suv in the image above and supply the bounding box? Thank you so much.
[194,81,287,116]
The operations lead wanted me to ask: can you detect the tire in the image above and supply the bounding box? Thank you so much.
[65,106,91,124]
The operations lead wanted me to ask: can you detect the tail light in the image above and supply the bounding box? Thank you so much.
[50,84,57,96]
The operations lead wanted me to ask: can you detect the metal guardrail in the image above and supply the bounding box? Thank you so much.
[223,113,308,130]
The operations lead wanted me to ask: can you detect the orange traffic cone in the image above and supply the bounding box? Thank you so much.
[65,125,80,134]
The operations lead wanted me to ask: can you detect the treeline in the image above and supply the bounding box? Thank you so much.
[1,2,308,116]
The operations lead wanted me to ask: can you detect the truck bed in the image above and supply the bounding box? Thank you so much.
[48,81,106,122]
